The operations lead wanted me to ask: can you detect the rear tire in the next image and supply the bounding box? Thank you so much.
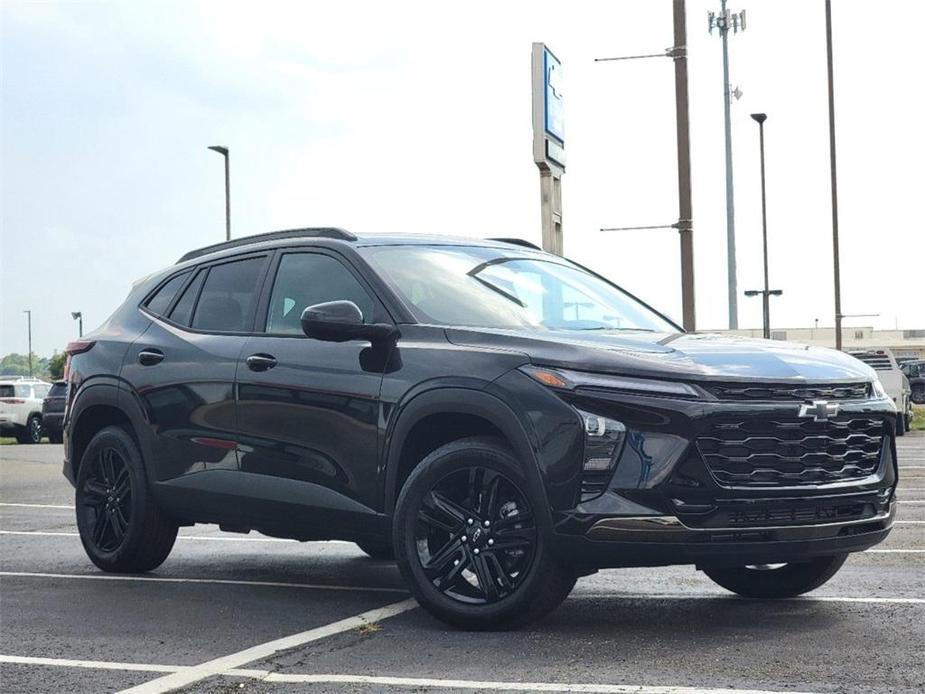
[702,554,848,599]
[896,412,906,437]
[393,436,576,630]
[17,415,43,444]
[355,538,395,561]
[912,388,925,405]
[49,430,64,444]
[75,425,178,573]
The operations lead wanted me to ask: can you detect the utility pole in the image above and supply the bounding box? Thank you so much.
[673,0,696,331]
[708,1,746,329]
[824,0,843,350]
[595,0,697,331]
[208,146,231,241]
[23,310,32,378]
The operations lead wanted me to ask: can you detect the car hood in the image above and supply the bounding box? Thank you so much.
[445,328,876,383]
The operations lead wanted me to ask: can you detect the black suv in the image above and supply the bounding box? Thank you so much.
[63,229,898,629]
[42,381,68,444]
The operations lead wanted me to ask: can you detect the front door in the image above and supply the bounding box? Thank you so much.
[235,250,392,538]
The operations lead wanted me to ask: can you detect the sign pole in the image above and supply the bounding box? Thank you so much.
[532,43,565,256]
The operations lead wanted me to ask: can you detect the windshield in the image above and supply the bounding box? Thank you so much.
[360,245,679,332]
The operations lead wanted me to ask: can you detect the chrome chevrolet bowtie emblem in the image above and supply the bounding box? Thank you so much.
[798,399,840,422]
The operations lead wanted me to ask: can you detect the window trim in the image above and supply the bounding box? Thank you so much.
[140,269,195,318]
[140,252,271,336]
[256,248,393,338]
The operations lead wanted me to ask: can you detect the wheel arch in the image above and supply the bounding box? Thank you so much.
[383,388,550,528]
[67,379,150,481]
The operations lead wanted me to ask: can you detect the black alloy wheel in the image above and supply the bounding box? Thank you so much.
[415,466,537,604]
[75,425,178,573]
[80,446,133,553]
[393,437,576,630]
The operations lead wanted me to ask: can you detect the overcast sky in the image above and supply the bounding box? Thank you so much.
[1,0,922,357]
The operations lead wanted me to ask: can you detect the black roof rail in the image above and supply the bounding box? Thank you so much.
[176,227,357,263]
[487,237,542,251]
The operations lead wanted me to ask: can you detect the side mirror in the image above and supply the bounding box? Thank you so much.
[301,300,398,343]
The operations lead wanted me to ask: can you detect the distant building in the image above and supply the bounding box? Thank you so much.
[711,327,925,362]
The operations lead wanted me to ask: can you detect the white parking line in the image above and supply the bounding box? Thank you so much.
[568,593,925,605]
[895,520,925,524]
[0,656,820,694]
[865,549,925,553]
[117,598,418,693]
[0,529,348,544]
[0,655,180,674]
[0,502,73,509]
[0,571,407,594]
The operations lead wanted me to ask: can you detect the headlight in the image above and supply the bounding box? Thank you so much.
[520,365,701,399]
[870,379,888,400]
[575,408,626,472]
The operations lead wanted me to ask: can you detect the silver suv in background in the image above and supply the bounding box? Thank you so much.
[848,349,913,435]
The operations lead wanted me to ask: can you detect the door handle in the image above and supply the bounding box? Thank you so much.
[246,353,278,372]
[137,349,165,366]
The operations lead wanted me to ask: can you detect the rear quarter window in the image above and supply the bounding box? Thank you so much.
[145,271,191,316]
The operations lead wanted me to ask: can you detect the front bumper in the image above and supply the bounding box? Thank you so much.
[546,387,899,569]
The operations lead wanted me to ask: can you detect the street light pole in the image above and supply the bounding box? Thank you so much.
[208,146,231,241]
[746,112,782,339]
[23,310,32,378]
[824,0,843,350]
[71,311,83,338]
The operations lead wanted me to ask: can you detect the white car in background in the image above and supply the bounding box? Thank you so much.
[0,376,51,444]
[848,349,914,436]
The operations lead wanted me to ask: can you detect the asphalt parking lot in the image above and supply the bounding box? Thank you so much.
[1,436,923,694]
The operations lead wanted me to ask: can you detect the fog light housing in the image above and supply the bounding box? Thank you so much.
[577,409,627,472]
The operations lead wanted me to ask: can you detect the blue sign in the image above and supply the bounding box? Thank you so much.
[544,48,564,143]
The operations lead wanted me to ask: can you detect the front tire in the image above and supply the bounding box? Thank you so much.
[75,425,178,573]
[393,437,576,630]
[702,554,848,599]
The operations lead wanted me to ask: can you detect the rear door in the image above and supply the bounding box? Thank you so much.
[122,254,269,483]
[234,249,392,536]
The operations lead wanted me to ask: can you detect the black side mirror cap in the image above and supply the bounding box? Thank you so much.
[301,301,399,343]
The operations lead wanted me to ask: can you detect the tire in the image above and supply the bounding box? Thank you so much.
[49,431,64,445]
[896,412,906,437]
[393,436,576,630]
[702,554,848,599]
[75,425,178,573]
[912,388,925,405]
[355,537,395,561]
[17,415,43,444]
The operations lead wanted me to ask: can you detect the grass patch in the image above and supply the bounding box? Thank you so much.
[912,405,925,432]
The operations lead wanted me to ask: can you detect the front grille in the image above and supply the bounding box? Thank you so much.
[697,416,884,487]
[704,382,870,401]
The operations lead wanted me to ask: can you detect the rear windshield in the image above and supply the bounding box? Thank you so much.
[48,383,67,397]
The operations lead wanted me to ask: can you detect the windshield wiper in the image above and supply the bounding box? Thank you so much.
[470,275,525,307]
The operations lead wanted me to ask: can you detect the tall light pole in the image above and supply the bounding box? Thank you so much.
[23,310,32,378]
[71,311,83,338]
[824,0,843,350]
[708,2,746,329]
[208,146,230,241]
[746,113,782,339]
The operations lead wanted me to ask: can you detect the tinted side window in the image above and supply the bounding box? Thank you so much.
[168,269,206,326]
[266,253,374,334]
[191,257,265,332]
[145,272,191,316]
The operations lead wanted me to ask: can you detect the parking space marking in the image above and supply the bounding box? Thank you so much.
[227,672,819,693]
[568,593,925,605]
[0,655,181,674]
[865,549,925,553]
[0,656,819,694]
[0,529,348,544]
[0,571,407,594]
[895,520,925,524]
[0,502,73,510]
[117,598,418,694]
